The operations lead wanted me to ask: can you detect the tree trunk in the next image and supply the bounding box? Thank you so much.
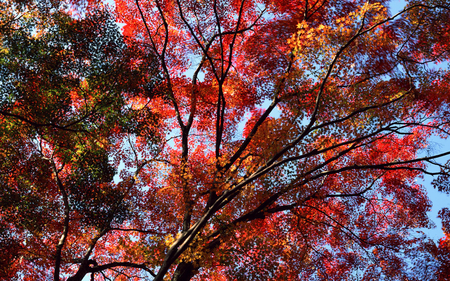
[171,262,197,281]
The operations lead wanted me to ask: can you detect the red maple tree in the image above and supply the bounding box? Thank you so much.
[2,0,450,280]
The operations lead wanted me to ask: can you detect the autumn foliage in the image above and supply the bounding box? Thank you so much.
[1,0,450,280]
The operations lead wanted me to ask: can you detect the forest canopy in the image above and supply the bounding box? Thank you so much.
[1,0,450,280]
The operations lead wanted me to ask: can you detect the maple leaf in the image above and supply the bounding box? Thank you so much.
[2,0,450,280]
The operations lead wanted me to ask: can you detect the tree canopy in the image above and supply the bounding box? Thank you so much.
[2,0,450,280]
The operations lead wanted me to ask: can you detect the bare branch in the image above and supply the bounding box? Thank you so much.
[89,262,156,277]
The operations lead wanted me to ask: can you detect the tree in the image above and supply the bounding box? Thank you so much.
[2,0,450,280]
[0,1,161,279]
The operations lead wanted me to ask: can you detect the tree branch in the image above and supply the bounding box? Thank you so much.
[89,262,156,277]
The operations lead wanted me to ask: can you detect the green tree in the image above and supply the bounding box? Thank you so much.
[0,1,160,279]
